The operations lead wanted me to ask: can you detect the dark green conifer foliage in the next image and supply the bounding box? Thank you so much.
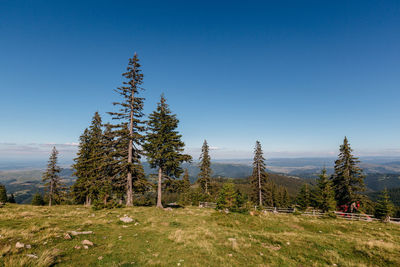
[143,95,192,208]
[108,53,145,206]
[198,140,212,194]
[280,187,290,208]
[296,184,311,210]
[42,147,63,206]
[316,168,336,212]
[375,188,394,222]
[0,184,7,203]
[216,182,243,212]
[8,193,16,203]
[31,193,45,206]
[331,137,365,206]
[250,141,270,207]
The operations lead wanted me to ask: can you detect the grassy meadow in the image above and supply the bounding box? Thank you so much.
[1,204,400,266]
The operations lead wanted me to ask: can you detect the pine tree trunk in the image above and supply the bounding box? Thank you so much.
[85,195,89,206]
[126,108,134,207]
[258,163,262,207]
[157,167,163,208]
[205,180,209,195]
[49,180,53,207]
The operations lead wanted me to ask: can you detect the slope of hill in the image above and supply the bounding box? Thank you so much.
[1,205,399,266]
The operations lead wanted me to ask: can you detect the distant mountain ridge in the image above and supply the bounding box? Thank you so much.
[2,157,400,203]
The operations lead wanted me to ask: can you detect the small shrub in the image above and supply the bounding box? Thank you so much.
[31,193,45,206]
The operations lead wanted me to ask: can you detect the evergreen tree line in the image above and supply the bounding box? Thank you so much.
[12,54,394,221]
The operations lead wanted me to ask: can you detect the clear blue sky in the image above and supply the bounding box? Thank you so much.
[0,0,399,161]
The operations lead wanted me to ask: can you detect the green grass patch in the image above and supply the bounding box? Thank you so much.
[0,204,400,266]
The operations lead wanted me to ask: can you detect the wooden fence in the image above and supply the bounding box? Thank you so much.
[260,206,400,224]
[199,202,217,209]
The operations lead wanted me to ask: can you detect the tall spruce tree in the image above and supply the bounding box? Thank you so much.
[42,147,63,206]
[71,112,106,205]
[87,112,110,205]
[71,128,92,205]
[198,140,212,194]
[0,184,7,203]
[250,141,269,207]
[143,95,192,208]
[108,53,145,206]
[331,137,365,206]
[316,168,336,212]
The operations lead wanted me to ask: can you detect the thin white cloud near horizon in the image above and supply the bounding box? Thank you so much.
[1,142,400,161]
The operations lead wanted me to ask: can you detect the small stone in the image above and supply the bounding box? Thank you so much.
[98,256,103,260]
[122,225,128,228]
[228,238,236,242]
[164,207,173,211]
[26,254,38,259]
[43,241,48,245]
[134,222,139,226]
[120,216,133,223]
[64,233,72,240]
[177,263,181,266]
[228,254,233,257]
[83,245,89,249]
[74,246,81,250]
[15,242,25,249]
[82,239,94,246]
[25,244,31,249]
[69,231,93,236]
[286,242,290,245]
[260,252,264,256]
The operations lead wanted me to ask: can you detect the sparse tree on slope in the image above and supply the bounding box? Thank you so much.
[375,188,394,222]
[250,141,270,207]
[108,53,146,206]
[316,168,336,212]
[198,140,212,194]
[331,137,365,206]
[143,95,192,208]
[42,147,63,206]
[0,184,7,203]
